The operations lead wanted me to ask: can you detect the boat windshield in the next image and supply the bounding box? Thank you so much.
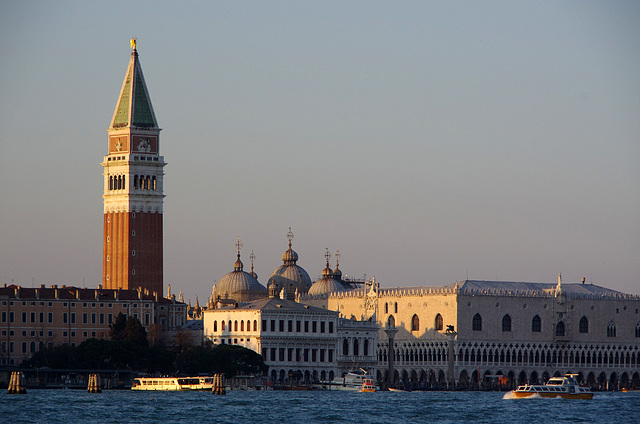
[546,379,564,386]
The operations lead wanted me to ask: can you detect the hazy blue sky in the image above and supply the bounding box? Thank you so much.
[1,1,638,303]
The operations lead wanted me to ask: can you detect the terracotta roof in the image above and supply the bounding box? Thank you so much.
[0,284,182,303]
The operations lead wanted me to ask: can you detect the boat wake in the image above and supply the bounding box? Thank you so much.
[503,391,541,400]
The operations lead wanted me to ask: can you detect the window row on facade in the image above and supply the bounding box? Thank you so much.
[211,319,335,334]
[454,347,639,368]
[386,313,444,331]
[470,313,639,338]
[262,346,335,363]
[341,338,371,356]
[377,342,639,370]
[2,300,152,309]
[1,309,158,328]
[107,175,158,190]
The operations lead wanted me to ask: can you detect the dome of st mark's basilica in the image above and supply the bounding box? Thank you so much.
[211,251,267,303]
[267,237,312,300]
[308,259,346,296]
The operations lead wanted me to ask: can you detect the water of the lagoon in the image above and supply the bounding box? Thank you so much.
[3,389,638,424]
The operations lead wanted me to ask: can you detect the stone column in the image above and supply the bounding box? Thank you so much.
[446,330,457,389]
[385,327,398,389]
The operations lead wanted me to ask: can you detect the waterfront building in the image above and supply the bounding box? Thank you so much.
[305,275,640,389]
[203,291,339,384]
[102,39,166,295]
[202,288,378,384]
[0,284,186,365]
[202,233,378,384]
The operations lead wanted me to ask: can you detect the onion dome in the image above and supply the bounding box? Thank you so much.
[282,246,299,264]
[308,257,346,296]
[268,229,311,300]
[215,249,267,302]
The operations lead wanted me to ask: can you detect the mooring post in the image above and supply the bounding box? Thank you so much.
[212,373,226,395]
[87,373,102,393]
[8,371,27,394]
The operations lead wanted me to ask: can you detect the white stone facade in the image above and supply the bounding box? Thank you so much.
[316,278,640,390]
[101,150,166,214]
[203,297,340,384]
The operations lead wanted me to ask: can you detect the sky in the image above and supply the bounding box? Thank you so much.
[1,1,639,304]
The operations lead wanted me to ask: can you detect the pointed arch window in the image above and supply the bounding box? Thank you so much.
[635,323,640,338]
[411,314,420,332]
[213,321,217,332]
[394,302,398,313]
[472,313,482,331]
[502,314,512,332]
[435,313,443,331]
[531,315,541,332]
[387,315,395,328]
[384,303,388,314]
[579,316,589,333]
[607,322,616,338]
[556,321,565,337]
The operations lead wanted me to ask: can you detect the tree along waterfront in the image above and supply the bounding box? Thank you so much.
[6,314,267,388]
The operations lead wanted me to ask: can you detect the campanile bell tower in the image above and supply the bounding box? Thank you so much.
[102,39,165,295]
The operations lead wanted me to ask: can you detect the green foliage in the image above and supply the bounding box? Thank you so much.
[174,343,266,376]
[109,313,148,347]
[20,339,266,378]
[109,312,127,340]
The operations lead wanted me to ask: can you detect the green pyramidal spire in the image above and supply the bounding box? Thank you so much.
[110,42,158,129]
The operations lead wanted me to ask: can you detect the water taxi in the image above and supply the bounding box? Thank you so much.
[131,376,215,391]
[511,374,593,399]
[361,378,376,392]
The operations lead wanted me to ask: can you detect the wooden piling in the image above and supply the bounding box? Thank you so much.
[7,371,27,394]
[87,373,102,393]
[212,373,226,395]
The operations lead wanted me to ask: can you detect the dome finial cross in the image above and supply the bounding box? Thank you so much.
[287,227,294,247]
[235,236,243,256]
